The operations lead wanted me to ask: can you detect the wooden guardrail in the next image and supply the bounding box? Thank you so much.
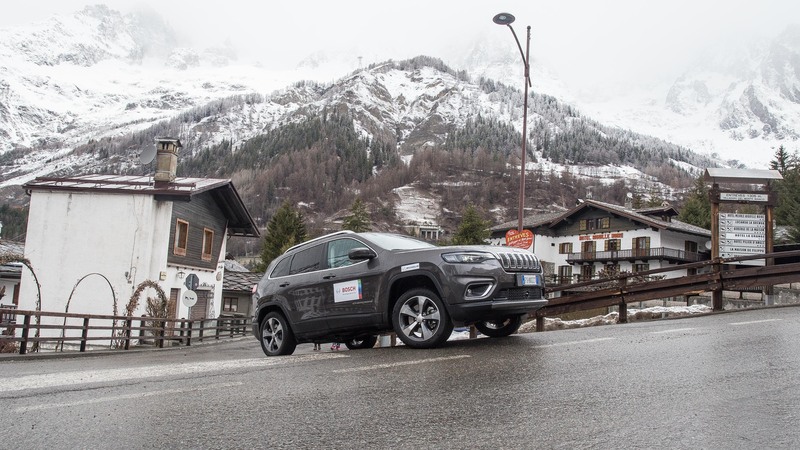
[534,249,800,331]
[0,309,250,355]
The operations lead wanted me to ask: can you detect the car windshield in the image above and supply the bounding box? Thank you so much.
[361,233,435,250]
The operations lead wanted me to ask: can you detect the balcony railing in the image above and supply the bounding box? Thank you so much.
[565,247,705,264]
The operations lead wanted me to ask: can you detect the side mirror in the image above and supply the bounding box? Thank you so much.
[348,247,377,261]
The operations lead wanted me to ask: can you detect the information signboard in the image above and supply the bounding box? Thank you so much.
[718,213,765,265]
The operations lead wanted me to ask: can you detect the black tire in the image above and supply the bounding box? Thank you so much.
[259,311,297,356]
[474,315,524,338]
[344,335,378,350]
[392,288,453,349]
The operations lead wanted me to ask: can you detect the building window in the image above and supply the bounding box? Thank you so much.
[581,240,596,256]
[633,263,650,273]
[558,243,573,254]
[558,265,572,284]
[202,228,214,261]
[174,219,189,256]
[223,297,238,313]
[632,236,651,258]
[581,264,595,281]
[580,217,611,231]
[605,239,621,252]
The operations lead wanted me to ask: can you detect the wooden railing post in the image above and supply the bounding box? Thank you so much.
[80,317,90,352]
[618,276,628,324]
[186,320,193,346]
[19,314,31,355]
[124,318,133,350]
[159,319,166,348]
[198,319,204,342]
[536,315,545,332]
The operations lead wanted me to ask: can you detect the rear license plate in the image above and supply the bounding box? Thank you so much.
[518,274,541,286]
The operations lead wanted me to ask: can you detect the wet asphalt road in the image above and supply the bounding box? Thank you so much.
[1,306,799,449]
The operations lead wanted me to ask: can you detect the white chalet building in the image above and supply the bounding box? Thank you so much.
[490,200,711,285]
[18,139,259,330]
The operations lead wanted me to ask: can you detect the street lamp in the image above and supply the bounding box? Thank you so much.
[493,12,531,232]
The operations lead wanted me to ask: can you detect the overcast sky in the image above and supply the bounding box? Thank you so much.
[2,1,799,92]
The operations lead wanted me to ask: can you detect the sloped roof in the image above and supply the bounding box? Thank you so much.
[490,211,565,232]
[223,270,262,293]
[565,200,710,237]
[492,200,710,238]
[23,175,259,237]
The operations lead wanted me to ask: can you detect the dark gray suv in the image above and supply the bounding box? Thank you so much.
[251,231,547,356]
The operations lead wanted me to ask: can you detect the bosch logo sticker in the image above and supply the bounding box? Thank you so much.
[333,279,362,303]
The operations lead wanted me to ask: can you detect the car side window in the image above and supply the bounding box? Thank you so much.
[270,255,292,278]
[289,244,324,275]
[327,238,366,269]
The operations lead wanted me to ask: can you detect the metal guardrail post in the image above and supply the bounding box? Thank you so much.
[20,314,31,355]
[80,317,90,352]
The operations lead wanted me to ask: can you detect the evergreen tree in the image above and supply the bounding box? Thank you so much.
[256,202,308,272]
[678,175,712,229]
[769,145,795,176]
[342,198,371,232]
[770,146,800,236]
[451,205,490,245]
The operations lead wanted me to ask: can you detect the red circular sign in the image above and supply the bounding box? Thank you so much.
[505,229,534,249]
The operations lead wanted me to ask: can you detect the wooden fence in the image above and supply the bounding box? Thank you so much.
[535,249,800,331]
[0,309,250,355]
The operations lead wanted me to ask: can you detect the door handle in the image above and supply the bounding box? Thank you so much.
[323,275,336,280]
[279,282,290,287]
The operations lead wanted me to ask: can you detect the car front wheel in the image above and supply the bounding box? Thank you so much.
[392,288,453,349]
[259,311,297,356]
[344,335,378,350]
[474,315,524,338]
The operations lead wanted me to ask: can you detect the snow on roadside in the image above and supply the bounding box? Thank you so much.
[518,304,713,333]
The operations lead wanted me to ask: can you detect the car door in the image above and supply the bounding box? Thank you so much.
[277,243,328,335]
[318,237,382,331]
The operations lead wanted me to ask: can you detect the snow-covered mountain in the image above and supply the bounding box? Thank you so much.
[542,26,800,169]
[0,5,716,197]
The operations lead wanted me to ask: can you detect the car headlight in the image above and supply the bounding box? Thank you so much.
[441,252,496,264]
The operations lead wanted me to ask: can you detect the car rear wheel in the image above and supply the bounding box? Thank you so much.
[260,311,297,356]
[474,315,524,338]
[392,288,453,349]
[344,335,378,350]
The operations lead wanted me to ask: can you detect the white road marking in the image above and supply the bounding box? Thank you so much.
[0,352,345,393]
[14,382,244,413]
[533,337,616,348]
[730,319,782,326]
[651,328,696,334]
[333,355,471,373]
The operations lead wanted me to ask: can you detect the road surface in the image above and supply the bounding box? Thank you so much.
[1,306,799,448]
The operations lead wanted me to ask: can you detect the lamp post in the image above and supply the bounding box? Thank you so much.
[493,12,531,232]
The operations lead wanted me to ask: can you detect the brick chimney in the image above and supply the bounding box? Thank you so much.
[153,137,181,186]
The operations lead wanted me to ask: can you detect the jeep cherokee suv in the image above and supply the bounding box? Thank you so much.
[251,231,547,356]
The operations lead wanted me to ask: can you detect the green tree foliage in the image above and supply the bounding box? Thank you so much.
[0,204,29,241]
[342,198,371,232]
[256,202,308,272]
[678,175,712,229]
[451,205,490,245]
[770,146,800,242]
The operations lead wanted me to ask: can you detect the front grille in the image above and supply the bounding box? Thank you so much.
[497,252,539,272]
[496,287,543,301]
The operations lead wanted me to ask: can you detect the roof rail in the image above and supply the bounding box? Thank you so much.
[284,230,356,254]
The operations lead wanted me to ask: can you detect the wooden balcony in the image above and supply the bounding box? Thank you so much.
[565,247,706,264]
